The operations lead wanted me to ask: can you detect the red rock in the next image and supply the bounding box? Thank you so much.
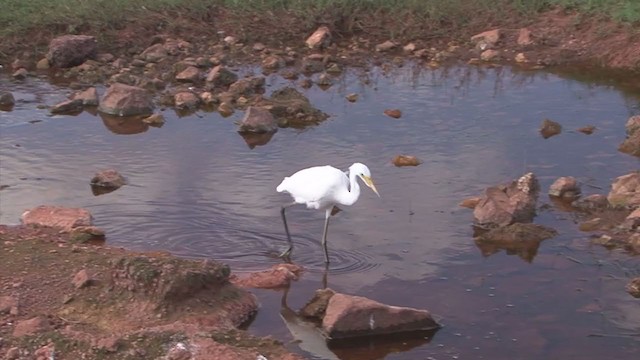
[306,26,332,49]
[50,98,84,114]
[571,194,610,210]
[517,28,533,46]
[375,40,397,52]
[231,264,303,289]
[384,109,402,118]
[0,295,19,314]
[577,125,596,134]
[261,55,285,71]
[471,29,502,48]
[95,337,120,352]
[480,49,500,61]
[166,342,191,360]
[12,68,28,79]
[21,205,93,232]
[392,155,421,167]
[299,288,336,319]
[627,277,640,298]
[91,169,126,189]
[5,347,20,360]
[608,172,640,208]
[473,173,539,227]
[176,66,201,83]
[174,92,201,110]
[237,106,278,134]
[228,76,265,98]
[322,292,440,339]
[98,83,154,116]
[72,269,93,289]
[205,65,238,87]
[459,197,482,209]
[46,35,97,68]
[623,208,640,230]
[549,176,581,199]
[540,118,562,138]
[71,87,99,106]
[13,316,51,337]
[142,113,166,127]
[35,344,54,359]
[625,115,640,135]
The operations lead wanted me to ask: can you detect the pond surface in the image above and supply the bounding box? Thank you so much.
[1,64,639,359]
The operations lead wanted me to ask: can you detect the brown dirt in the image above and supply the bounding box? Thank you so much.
[1,7,639,74]
[0,224,303,360]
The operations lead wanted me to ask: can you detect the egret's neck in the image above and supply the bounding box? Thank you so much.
[339,171,361,206]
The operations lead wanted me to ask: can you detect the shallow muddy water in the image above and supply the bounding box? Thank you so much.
[1,65,639,359]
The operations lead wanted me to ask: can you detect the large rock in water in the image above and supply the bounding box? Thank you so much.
[619,115,640,157]
[46,35,97,68]
[237,106,278,133]
[608,172,640,208]
[474,223,557,262]
[262,87,329,127]
[98,83,154,116]
[320,292,440,339]
[473,173,540,227]
[21,205,93,231]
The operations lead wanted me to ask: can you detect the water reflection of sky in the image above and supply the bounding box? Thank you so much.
[1,65,639,359]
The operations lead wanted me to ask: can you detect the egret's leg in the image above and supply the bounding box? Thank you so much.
[280,202,297,258]
[321,209,332,263]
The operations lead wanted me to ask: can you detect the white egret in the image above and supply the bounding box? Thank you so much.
[276,163,380,263]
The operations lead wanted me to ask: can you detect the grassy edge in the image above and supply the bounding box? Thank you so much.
[1,0,638,39]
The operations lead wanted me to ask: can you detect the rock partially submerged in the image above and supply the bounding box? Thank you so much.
[231,264,303,289]
[71,87,99,106]
[46,35,97,68]
[473,173,540,227]
[0,91,16,108]
[627,277,640,298]
[299,290,440,340]
[392,155,422,167]
[549,176,581,199]
[474,223,557,262]
[619,115,640,157]
[98,83,154,116]
[50,98,84,115]
[237,106,278,134]
[21,205,93,232]
[90,169,126,194]
[608,171,640,208]
[540,118,562,139]
[262,87,329,127]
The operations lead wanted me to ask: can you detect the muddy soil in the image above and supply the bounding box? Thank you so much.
[0,225,302,360]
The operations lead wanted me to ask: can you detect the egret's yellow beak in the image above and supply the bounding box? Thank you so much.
[363,176,380,197]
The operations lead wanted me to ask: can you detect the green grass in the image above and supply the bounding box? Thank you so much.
[1,0,638,38]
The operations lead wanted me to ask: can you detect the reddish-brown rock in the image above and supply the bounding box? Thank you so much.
[0,295,19,314]
[13,316,51,337]
[71,87,99,106]
[72,269,93,289]
[21,205,93,232]
[175,66,201,83]
[392,155,422,167]
[231,264,303,289]
[608,172,640,208]
[306,26,332,49]
[384,109,402,118]
[46,35,97,68]
[237,106,278,134]
[91,169,126,189]
[174,91,201,110]
[471,29,502,49]
[540,119,562,138]
[549,176,581,199]
[322,293,440,339]
[205,65,238,87]
[50,98,84,114]
[627,277,640,298]
[98,83,154,116]
[473,173,539,227]
[517,28,533,46]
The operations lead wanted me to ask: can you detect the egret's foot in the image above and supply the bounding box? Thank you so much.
[279,246,293,259]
